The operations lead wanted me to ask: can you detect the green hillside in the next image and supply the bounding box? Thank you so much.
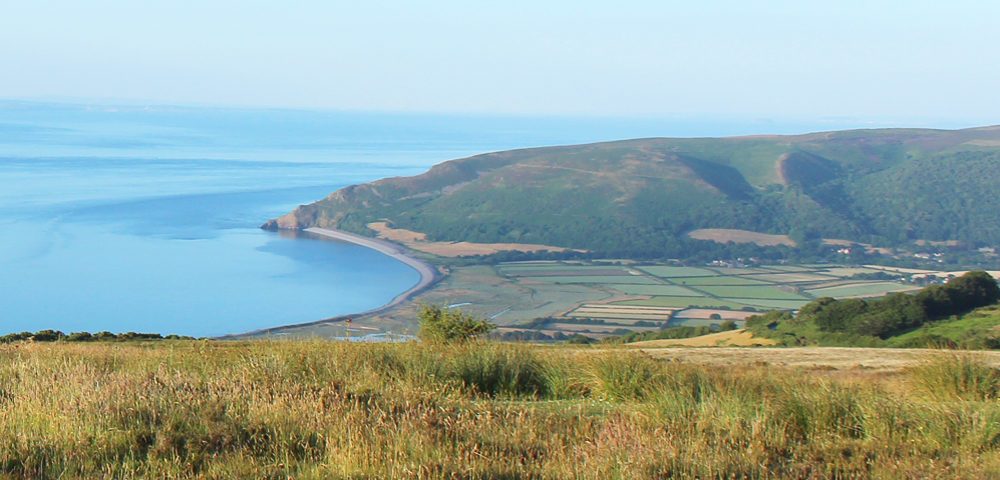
[746,271,1000,348]
[264,126,1000,261]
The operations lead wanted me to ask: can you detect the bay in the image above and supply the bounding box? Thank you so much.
[0,100,870,337]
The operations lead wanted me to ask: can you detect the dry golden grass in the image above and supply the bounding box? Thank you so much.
[4,340,1000,479]
[628,328,778,347]
[637,345,1000,371]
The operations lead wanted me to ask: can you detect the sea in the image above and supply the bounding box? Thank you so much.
[0,101,903,337]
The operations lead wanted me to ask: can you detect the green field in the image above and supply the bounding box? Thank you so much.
[608,284,703,296]
[762,265,817,272]
[816,267,884,276]
[726,298,813,309]
[694,285,808,300]
[807,282,920,298]
[525,275,659,284]
[750,273,837,283]
[618,296,756,310]
[669,275,773,286]
[708,267,782,275]
[372,261,936,341]
[498,265,631,275]
[669,318,733,327]
[637,266,718,277]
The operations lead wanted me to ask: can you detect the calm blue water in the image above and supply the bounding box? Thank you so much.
[0,101,879,337]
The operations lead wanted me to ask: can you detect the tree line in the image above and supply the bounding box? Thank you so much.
[0,330,197,343]
[748,271,1000,340]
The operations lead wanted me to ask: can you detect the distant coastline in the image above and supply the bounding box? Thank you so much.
[224,227,439,338]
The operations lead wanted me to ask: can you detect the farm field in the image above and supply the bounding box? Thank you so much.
[301,261,945,341]
[748,272,838,283]
[669,275,773,286]
[619,296,753,309]
[807,282,920,298]
[606,284,702,296]
[637,266,717,277]
[468,261,938,340]
[674,308,757,320]
[691,285,807,300]
[522,275,659,284]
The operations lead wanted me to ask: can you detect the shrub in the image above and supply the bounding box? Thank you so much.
[0,332,32,343]
[908,353,1000,401]
[93,331,117,341]
[589,352,663,401]
[66,332,93,342]
[448,343,547,397]
[31,330,65,342]
[418,305,496,343]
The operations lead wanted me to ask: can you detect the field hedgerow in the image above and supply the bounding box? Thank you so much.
[0,340,999,479]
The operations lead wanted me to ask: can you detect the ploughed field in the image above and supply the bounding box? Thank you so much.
[4,340,1000,479]
[423,261,926,340]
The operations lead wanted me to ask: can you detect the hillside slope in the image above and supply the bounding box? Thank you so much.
[264,126,1000,259]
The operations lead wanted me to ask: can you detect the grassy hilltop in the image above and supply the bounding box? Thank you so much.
[265,126,1000,262]
[5,340,1000,478]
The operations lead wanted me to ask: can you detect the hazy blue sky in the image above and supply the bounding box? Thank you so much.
[2,1,998,123]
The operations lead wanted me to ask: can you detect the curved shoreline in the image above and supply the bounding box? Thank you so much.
[223,227,440,339]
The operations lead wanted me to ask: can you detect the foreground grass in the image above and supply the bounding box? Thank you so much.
[1,341,1000,479]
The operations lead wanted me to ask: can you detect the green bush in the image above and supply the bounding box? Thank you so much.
[31,330,65,342]
[418,305,496,343]
[66,332,93,342]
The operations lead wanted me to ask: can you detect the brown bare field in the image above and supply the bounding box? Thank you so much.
[368,221,428,242]
[628,329,778,347]
[688,228,796,247]
[367,221,580,257]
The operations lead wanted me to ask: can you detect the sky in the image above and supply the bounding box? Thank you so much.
[2,1,999,124]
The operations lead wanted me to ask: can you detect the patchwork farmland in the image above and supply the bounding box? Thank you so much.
[484,262,928,339]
